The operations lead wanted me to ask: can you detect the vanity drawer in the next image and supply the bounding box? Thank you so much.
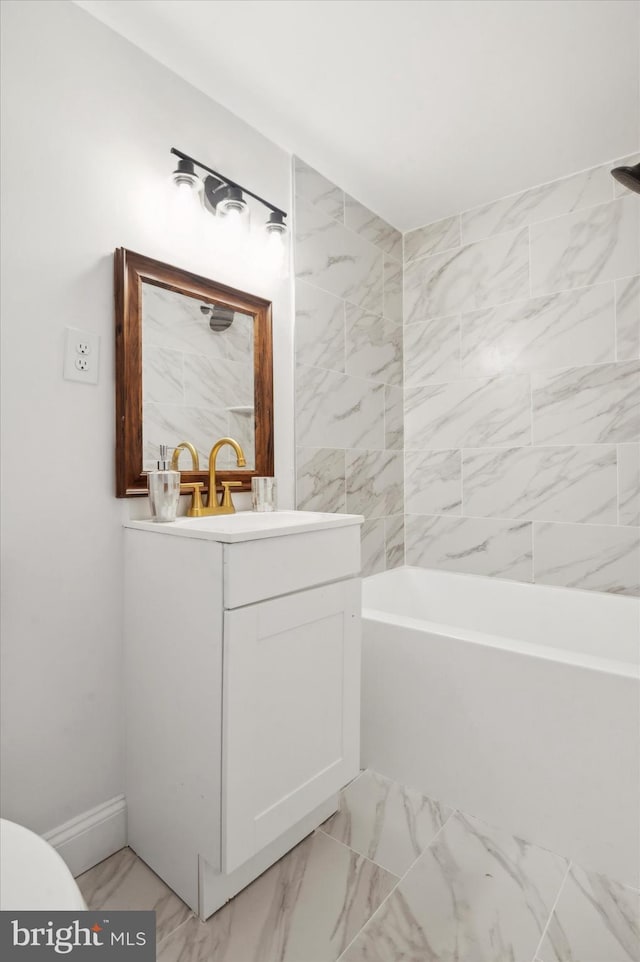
[222,524,361,608]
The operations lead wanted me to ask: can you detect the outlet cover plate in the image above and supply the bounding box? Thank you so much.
[63,327,100,384]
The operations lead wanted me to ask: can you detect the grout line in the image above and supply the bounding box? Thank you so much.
[296,187,401,259]
[614,277,620,362]
[530,860,573,962]
[403,276,635,322]
[440,152,637,226]
[403,511,630,531]
[404,193,630,270]
[404,356,637,388]
[313,825,400,880]
[155,912,198,950]
[334,809,458,961]
[404,441,621,452]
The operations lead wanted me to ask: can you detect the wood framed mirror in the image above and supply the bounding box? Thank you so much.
[114,248,274,497]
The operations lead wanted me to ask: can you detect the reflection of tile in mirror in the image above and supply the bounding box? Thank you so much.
[221,410,256,470]
[143,403,228,472]
[142,284,253,363]
[183,354,253,410]
[142,346,184,403]
[142,283,256,471]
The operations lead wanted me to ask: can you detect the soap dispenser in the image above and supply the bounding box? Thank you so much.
[148,444,180,522]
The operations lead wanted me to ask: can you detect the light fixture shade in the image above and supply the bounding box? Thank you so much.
[172,158,200,191]
[217,186,248,217]
[265,210,287,235]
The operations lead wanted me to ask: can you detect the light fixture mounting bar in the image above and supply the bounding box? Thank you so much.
[171,147,287,219]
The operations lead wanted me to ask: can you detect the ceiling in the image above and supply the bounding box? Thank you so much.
[74,0,639,231]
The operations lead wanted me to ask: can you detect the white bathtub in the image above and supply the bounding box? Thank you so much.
[361,566,640,887]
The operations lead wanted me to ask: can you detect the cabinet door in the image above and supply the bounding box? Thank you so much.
[222,579,361,872]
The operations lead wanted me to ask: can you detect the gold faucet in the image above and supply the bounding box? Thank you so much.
[171,441,206,517]
[168,437,246,516]
[171,441,200,472]
[204,437,246,515]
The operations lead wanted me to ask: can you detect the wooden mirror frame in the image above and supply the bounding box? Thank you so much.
[114,248,274,497]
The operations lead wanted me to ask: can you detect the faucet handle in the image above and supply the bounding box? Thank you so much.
[220,480,242,512]
[180,481,205,517]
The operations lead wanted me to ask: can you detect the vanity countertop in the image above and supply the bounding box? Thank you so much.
[124,510,364,544]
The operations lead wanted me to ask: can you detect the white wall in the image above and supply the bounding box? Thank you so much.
[0,0,294,835]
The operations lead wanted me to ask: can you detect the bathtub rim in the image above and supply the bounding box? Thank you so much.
[363,567,639,680]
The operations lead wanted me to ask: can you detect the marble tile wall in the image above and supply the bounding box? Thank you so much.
[142,285,256,470]
[404,155,640,595]
[294,158,405,575]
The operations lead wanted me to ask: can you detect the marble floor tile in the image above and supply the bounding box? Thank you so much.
[157,830,397,962]
[321,770,453,877]
[77,848,192,942]
[537,863,640,962]
[341,812,567,962]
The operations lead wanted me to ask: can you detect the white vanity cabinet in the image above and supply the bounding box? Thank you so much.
[123,512,362,919]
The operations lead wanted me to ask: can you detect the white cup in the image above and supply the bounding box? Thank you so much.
[251,477,277,512]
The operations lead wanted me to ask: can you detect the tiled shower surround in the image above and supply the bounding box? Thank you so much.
[294,155,640,593]
[403,156,640,596]
[294,158,405,576]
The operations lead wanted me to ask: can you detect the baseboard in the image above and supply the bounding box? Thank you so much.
[43,795,127,878]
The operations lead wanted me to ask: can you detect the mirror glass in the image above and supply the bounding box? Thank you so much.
[114,248,273,498]
[141,282,255,471]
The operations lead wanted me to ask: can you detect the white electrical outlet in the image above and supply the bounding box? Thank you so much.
[63,328,100,384]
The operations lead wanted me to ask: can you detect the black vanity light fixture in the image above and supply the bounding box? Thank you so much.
[170,147,288,235]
